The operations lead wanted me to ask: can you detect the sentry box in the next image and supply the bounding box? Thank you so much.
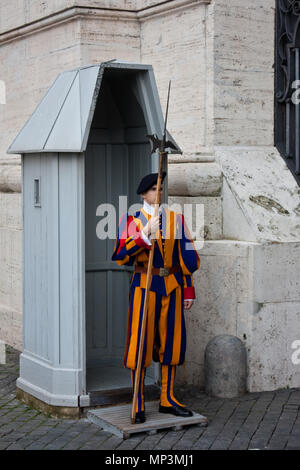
[7,60,181,414]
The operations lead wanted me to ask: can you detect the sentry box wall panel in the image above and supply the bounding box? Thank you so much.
[7,60,181,408]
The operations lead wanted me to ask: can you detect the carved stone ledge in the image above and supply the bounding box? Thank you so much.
[137,0,211,21]
[168,151,216,163]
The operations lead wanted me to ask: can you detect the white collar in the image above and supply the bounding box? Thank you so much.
[143,200,162,216]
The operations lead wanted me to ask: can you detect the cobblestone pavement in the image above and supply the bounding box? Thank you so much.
[1,346,300,450]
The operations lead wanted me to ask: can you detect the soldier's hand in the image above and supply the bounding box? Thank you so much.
[143,215,160,238]
[184,300,194,310]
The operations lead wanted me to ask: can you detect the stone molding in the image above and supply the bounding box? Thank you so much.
[0,158,217,194]
[0,0,211,45]
[137,0,211,21]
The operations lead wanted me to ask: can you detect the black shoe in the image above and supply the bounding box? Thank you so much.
[159,404,193,417]
[134,410,146,424]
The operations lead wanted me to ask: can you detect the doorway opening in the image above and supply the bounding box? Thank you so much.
[85,67,160,400]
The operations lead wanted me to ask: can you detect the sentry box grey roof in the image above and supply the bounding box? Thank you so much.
[7,59,181,155]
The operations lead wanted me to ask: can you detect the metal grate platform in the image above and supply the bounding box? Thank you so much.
[86,401,208,439]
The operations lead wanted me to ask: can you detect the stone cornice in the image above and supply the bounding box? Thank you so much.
[137,0,211,21]
[0,0,211,45]
[0,153,217,193]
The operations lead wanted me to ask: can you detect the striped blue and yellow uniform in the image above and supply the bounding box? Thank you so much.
[111,205,200,371]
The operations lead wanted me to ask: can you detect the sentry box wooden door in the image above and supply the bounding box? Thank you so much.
[85,68,156,392]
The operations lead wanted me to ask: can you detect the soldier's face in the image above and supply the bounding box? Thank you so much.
[142,184,163,205]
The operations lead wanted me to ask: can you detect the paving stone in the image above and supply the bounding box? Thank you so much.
[229,437,252,450]
[191,437,216,450]
[210,438,234,450]
[266,437,289,450]
[114,434,146,450]
[0,347,300,450]
[149,429,186,450]
[58,436,88,450]
[172,425,206,450]
[99,434,125,450]
[134,431,168,450]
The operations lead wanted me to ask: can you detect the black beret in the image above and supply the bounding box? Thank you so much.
[136,171,166,195]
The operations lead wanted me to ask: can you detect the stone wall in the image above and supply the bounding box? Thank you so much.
[213,0,275,146]
[0,0,212,351]
[1,0,300,393]
[140,0,214,156]
[0,193,22,349]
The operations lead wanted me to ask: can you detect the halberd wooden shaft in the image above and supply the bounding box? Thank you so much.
[131,151,165,424]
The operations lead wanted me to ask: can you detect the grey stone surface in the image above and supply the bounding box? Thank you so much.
[0,346,300,450]
[0,341,6,364]
[204,334,247,398]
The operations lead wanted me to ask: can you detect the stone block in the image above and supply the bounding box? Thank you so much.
[168,163,222,197]
[204,334,247,398]
[168,195,222,240]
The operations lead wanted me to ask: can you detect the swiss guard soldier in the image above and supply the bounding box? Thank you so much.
[111,172,200,424]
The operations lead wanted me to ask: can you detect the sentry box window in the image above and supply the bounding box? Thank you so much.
[34,178,41,207]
